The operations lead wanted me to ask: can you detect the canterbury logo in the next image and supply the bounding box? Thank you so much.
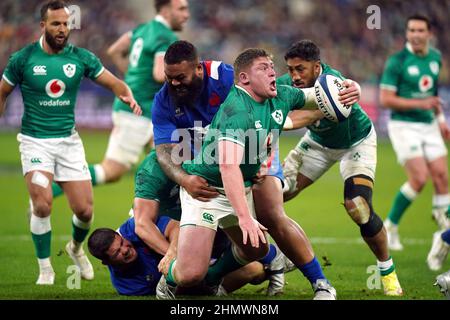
[202,212,214,223]
[31,158,42,164]
[33,65,47,75]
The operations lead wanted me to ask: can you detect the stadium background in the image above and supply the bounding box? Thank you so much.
[0,0,449,300]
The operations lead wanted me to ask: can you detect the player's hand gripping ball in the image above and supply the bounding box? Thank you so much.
[314,74,353,123]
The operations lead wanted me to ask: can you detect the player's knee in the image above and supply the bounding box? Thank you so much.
[409,174,428,192]
[344,197,371,225]
[33,199,52,217]
[431,169,448,190]
[176,266,207,287]
[344,175,383,237]
[344,175,373,224]
[72,203,93,222]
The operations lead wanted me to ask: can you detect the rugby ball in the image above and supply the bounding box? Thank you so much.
[314,74,352,123]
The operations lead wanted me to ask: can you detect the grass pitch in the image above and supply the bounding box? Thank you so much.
[0,130,448,300]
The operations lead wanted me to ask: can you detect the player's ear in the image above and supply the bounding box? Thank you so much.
[314,61,321,76]
[195,63,203,76]
[238,71,250,85]
[40,20,45,30]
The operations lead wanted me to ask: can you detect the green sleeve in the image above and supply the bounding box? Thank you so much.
[78,48,105,79]
[134,169,162,201]
[380,55,401,91]
[3,51,24,86]
[280,85,305,111]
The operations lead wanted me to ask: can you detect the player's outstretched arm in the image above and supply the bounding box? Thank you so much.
[218,140,267,248]
[133,198,171,255]
[283,110,324,130]
[155,143,219,201]
[0,79,15,117]
[380,88,440,111]
[95,69,142,115]
[106,32,131,75]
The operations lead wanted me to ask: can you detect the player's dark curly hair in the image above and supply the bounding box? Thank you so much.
[284,40,321,62]
[164,40,198,65]
[155,0,172,13]
[234,48,272,81]
[88,228,118,263]
[407,14,431,30]
[40,0,68,21]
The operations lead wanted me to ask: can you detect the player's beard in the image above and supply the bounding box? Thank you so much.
[45,30,69,52]
[168,74,203,108]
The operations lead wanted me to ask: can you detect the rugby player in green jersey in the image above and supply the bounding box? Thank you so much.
[158,48,338,300]
[50,0,189,197]
[380,15,450,259]
[280,40,403,296]
[0,0,141,285]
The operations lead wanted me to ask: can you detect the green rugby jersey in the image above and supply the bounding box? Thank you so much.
[380,43,441,123]
[277,63,372,149]
[134,150,180,220]
[183,85,306,187]
[112,17,178,119]
[3,37,104,138]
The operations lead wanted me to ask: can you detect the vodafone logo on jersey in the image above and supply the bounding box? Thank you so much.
[45,79,66,98]
[419,75,433,93]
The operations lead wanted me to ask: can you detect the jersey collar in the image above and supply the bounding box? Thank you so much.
[406,41,429,56]
[235,85,253,98]
[39,35,69,55]
[155,15,171,29]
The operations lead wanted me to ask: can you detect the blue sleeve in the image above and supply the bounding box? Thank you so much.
[152,88,178,145]
[118,218,140,243]
[156,216,171,235]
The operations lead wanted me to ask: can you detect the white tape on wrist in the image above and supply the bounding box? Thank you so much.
[283,116,294,130]
[437,113,446,124]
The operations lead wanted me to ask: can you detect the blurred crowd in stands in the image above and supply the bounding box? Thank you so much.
[1,0,449,84]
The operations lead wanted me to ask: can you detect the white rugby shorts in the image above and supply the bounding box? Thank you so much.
[105,110,153,167]
[179,186,256,231]
[283,127,377,194]
[387,119,447,165]
[18,132,91,181]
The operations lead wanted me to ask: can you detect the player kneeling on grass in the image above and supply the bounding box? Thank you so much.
[87,217,295,297]
[0,0,141,285]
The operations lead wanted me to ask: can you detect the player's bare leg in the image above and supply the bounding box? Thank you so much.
[221,261,266,294]
[61,180,94,280]
[344,174,403,296]
[385,157,428,250]
[26,170,55,285]
[169,226,216,287]
[254,177,314,265]
[254,176,336,299]
[99,158,129,183]
[283,171,314,202]
[428,156,450,230]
